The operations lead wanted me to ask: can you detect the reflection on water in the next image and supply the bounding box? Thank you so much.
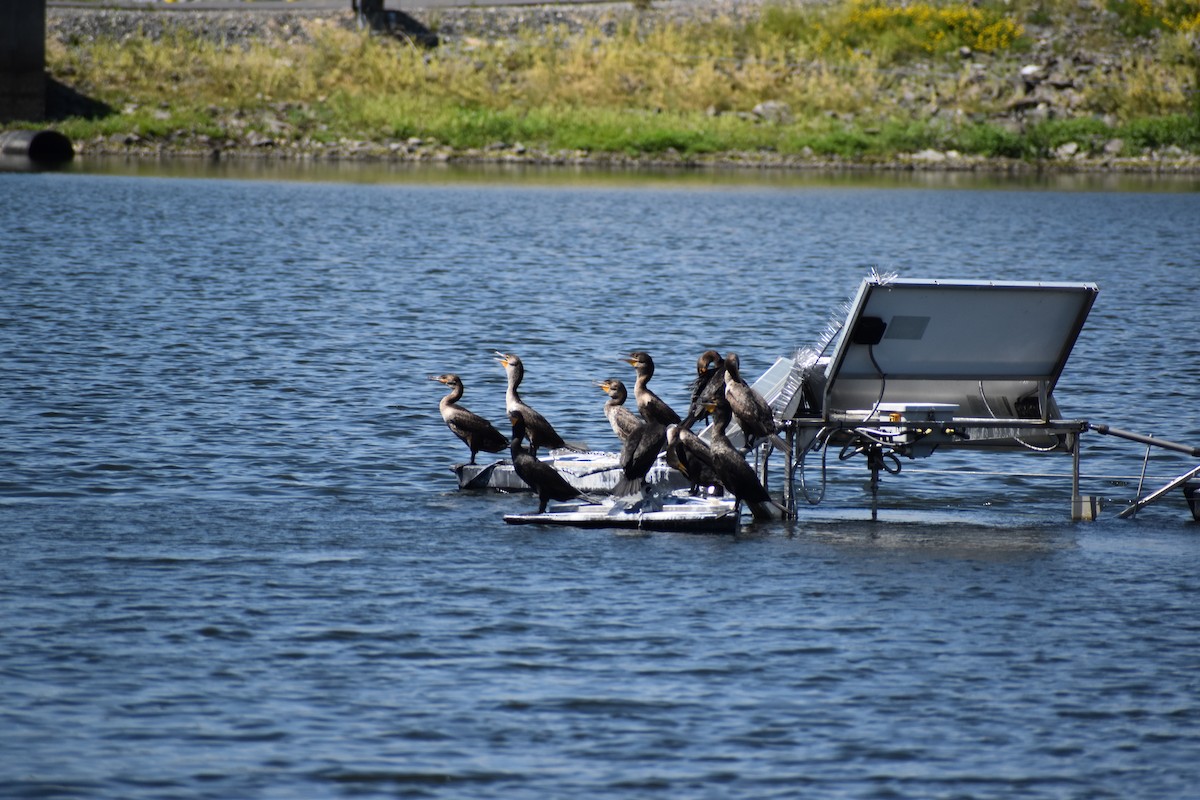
[65,153,1200,192]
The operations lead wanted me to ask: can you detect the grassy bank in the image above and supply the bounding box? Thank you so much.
[44,0,1200,168]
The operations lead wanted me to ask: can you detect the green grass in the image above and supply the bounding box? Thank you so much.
[40,0,1200,163]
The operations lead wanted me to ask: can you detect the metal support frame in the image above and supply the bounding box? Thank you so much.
[773,418,1200,521]
[781,416,1087,521]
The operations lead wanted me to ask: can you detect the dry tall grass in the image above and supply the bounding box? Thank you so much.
[45,0,1200,159]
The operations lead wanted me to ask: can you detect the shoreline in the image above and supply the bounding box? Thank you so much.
[41,3,1200,175]
[69,140,1200,175]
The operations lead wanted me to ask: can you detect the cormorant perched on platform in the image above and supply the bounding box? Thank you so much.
[497,351,572,456]
[429,373,509,465]
[613,416,667,500]
[596,378,641,443]
[704,398,787,521]
[722,351,778,447]
[686,349,725,428]
[508,412,581,514]
[624,351,682,427]
[665,423,720,495]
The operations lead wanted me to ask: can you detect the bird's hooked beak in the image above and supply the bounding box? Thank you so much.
[495,351,511,367]
[622,355,637,367]
[428,374,448,384]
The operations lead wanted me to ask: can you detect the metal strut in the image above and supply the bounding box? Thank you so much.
[867,445,883,522]
[837,437,901,522]
[1118,464,1200,519]
[1089,423,1200,519]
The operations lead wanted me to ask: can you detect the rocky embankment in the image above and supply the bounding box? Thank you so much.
[46,2,1200,172]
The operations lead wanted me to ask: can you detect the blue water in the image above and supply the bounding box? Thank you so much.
[2,164,1199,799]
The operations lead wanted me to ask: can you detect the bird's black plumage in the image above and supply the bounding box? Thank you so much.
[613,417,666,499]
[685,349,725,428]
[704,398,785,521]
[508,412,581,513]
[665,423,720,494]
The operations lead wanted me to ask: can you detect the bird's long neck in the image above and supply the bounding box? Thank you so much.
[505,364,524,409]
[712,412,731,443]
[443,382,464,406]
[509,421,527,457]
[724,357,741,385]
[634,369,653,398]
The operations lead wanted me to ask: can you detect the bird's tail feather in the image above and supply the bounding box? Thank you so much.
[747,498,788,522]
[612,476,645,498]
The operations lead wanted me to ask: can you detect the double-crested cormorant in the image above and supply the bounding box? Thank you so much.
[704,398,787,521]
[613,416,666,499]
[596,378,641,443]
[624,351,681,426]
[430,373,509,465]
[497,351,571,456]
[685,349,725,427]
[508,412,581,513]
[665,423,720,495]
[722,351,777,447]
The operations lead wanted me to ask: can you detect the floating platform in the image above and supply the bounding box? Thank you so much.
[504,491,740,534]
[454,450,690,494]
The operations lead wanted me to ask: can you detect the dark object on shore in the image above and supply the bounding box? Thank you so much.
[352,0,438,46]
[0,129,73,170]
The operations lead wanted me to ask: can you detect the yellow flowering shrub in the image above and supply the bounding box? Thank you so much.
[836,1,1024,59]
[1108,0,1200,34]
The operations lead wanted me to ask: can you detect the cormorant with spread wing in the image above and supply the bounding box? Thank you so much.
[429,373,509,465]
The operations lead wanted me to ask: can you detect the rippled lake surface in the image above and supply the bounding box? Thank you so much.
[2,163,1199,799]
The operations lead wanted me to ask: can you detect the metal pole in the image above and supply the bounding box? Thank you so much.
[1131,439,1154,519]
[783,425,795,519]
[868,445,880,522]
[1089,424,1200,457]
[1071,432,1080,511]
[1070,431,1097,521]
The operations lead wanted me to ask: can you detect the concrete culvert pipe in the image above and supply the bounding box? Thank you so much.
[0,130,74,165]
